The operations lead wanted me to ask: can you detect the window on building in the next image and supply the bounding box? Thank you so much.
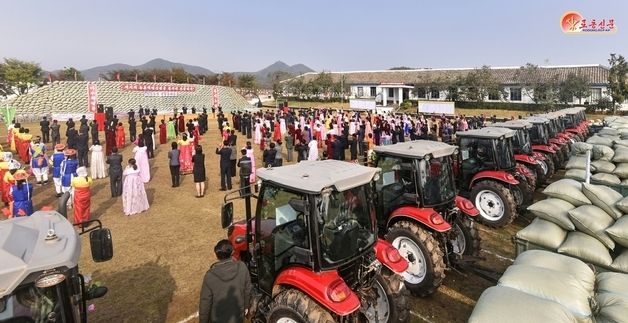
[510,88,522,101]
[488,91,500,101]
[370,87,377,97]
[415,87,426,99]
[431,89,440,99]
[388,88,394,98]
[357,87,364,97]
[591,88,602,102]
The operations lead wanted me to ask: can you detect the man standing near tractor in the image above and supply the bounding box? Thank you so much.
[199,239,252,323]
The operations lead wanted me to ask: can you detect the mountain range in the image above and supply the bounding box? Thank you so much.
[80,58,314,84]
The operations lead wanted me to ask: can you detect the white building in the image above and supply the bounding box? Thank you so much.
[289,65,626,109]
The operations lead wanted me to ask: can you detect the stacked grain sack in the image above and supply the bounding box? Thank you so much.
[516,179,628,273]
[469,250,628,323]
[579,116,628,187]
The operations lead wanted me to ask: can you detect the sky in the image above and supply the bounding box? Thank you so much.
[1,0,627,72]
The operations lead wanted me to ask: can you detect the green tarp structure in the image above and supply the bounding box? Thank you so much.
[1,106,16,124]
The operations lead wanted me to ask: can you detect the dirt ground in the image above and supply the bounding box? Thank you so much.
[1,113,544,323]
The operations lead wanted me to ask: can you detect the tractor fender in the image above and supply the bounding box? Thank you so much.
[387,206,451,233]
[374,239,409,274]
[470,170,519,188]
[531,152,547,160]
[274,267,360,316]
[514,154,537,165]
[566,128,579,134]
[532,144,555,153]
[455,196,479,217]
[228,222,248,261]
[515,163,534,177]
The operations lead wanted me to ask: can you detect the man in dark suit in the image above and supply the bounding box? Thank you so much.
[106,147,123,197]
[40,117,50,143]
[215,141,232,191]
[90,120,99,145]
[77,131,89,167]
[144,127,155,159]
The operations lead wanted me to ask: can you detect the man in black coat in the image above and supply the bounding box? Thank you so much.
[128,118,137,143]
[143,127,155,159]
[40,117,50,143]
[128,109,135,120]
[106,147,123,197]
[237,149,251,195]
[215,141,232,190]
[262,142,276,168]
[199,240,251,323]
[77,131,89,167]
[66,127,78,149]
[90,120,99,145]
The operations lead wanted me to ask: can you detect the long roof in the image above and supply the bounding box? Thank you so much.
[490,120,533,130]
[287,65,610,86]
[0,211,80,298]
[374,140,457,159]
[256,160,380,194]
[456,127,516,139]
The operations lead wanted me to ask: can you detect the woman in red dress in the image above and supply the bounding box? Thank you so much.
[115,122,126,148]
[273,122,281,142]
[71,167,92,226]
[159,119,167,145]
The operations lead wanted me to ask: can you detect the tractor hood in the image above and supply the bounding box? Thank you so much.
[256,160,381,194]
[373,140,457,159]
[0,211,80,298]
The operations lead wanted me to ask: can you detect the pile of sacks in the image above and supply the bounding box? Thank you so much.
[516,179,628,272]
[565,118,628,186]
[469,250,628,323]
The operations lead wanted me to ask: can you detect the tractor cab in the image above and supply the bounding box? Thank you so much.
[0,209,113,323]
[221,160,409,323]
[455,127,531,227]
[491,120,552,186]
[525,116,563,167]
[370,140,481,297]
[536,113,571,163]
[563,107,589,139]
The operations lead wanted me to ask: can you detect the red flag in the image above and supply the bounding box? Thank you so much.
[153,74,157,82]
[116,72,120,81]
[135,73,138,82]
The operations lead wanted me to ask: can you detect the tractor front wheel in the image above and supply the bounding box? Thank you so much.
[542,153,556,181]
[470,181,517,228]
[267,289,335,323]
[360,268,409,323]
[386,221,445,297]
[450,217,481,257]
[535,160,549,185]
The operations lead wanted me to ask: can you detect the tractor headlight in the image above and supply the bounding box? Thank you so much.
[35,273,66,288]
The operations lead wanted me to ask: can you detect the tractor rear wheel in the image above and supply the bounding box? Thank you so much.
[542,154,556,181]
[470,180,517,228]
[267,289,335,323]
[522,164,538,189]
[534,160,548,185]
[450,217,481,257]
[386,221,445,297]
[360,268,409,323]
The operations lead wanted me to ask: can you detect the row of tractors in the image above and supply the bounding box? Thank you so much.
[219,107,589,323]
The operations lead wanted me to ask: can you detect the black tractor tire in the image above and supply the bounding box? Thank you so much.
[451,217,481,257]
[522,164,538,189]
[364,268,410,323]
[533,161,548,186]
[470,180,517,228]
[541,154,556,181]
[267,289,335,323]
[385,221,445,297]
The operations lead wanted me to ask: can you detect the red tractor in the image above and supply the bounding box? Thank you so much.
[525,116,563,171]
[455,127,532,228]
[536,113,572,165]
[490,120,553,186]
[221,160,410,323]
[562,107,589,140]
[371,140,480,296]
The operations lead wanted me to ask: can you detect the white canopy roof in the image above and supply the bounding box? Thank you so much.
[256,160,380,194]
[373,140,457,159]
[0,211,80,298]
[456,127,516,139]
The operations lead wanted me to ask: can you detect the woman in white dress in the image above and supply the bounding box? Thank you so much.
[307,139,319,161]
[89,140,107,179]
[254,120,262,145]
[132,142,151,183]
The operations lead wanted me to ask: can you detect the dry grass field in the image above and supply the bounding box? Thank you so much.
[0,114,553,323]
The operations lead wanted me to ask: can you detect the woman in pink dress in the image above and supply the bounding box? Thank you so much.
[178,134,193,174]
[132,141,150,183]
[122,158,150,216]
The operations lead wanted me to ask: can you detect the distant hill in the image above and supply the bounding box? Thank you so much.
[234,61,315,86]
[81,58,214,80]
[80,59,315,85]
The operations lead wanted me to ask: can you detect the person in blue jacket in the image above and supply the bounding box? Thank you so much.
[50,144,66,197]
[60,149,79,196]
[11,170,33,216]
